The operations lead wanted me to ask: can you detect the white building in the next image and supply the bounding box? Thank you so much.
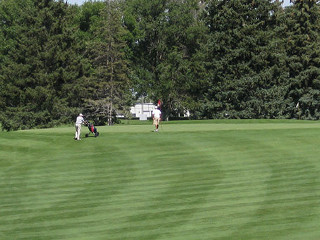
[130,101,190,120]
[130,102,157,120]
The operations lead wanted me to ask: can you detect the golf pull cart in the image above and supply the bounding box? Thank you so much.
[84,120,99,138]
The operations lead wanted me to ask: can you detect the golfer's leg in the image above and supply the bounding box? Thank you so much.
[75,125,79,140]
[78,125,81,140]
[153,119,156,131]
[75,125,78,139]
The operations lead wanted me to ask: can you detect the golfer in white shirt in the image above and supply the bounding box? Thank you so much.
[152,107,161,132]
[75,113,84,140]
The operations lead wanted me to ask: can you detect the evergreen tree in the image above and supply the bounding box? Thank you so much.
[284,0,320,119]
[201,0,288,119]
[85,0,132,125]
[0,0,84,130]
[0,0,34,130]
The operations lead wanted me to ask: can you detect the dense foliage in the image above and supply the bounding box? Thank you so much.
[1,0,320,130]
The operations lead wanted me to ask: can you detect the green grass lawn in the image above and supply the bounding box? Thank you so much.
[1,120,320,240]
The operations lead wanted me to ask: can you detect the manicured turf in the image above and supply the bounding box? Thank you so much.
[1,120,320,239]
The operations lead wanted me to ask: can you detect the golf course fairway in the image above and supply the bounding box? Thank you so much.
[1,120,320,239]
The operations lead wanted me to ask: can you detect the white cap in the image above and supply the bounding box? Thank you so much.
[79,113,83,116]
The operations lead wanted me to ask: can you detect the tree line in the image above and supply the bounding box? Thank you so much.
[0,0,320,131]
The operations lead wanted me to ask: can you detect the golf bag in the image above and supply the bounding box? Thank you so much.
[84,121,99,137]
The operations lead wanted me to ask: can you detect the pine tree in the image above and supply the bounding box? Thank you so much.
[85,0,132,125]
[0,0,34,130]
[0,0,84,130]
[201,0,288,119]
[284,0,320,119]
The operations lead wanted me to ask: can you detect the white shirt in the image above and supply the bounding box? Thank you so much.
[153,109,161,118]
[76,116,84,125]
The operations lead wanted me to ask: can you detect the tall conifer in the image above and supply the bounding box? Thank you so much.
[0,0,82,130]
[85,0,132,125]
[285,0,320,119]
[201,0,288,119]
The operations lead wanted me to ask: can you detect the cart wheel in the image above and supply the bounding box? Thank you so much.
[95,132,99,137]
[85,133,89,138]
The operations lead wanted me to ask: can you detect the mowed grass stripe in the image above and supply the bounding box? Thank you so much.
[0,142,318,229]
[1,120,320,239]
[0,163,318,202]
[6,177,317,216]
